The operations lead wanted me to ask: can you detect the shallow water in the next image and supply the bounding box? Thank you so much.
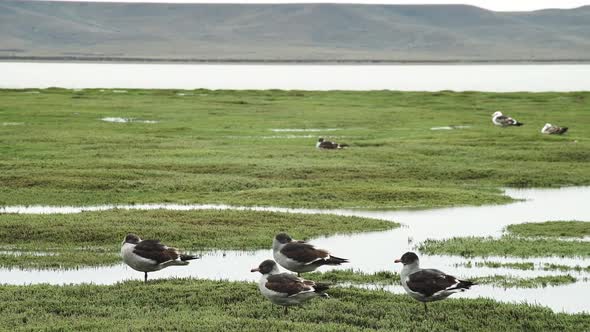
[101,117,158,124]
[270,128,340,132]
[430,125,471,130]
[0,186,589,313]
[3,62,590,91]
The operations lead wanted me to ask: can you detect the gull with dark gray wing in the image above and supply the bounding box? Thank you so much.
[541,123,568,135]
[273,232,348,276]
[316,137,349,149]
[395,252,475,313]
[492,111,523,127]
[121,233,199,282]
[251,259,330,314]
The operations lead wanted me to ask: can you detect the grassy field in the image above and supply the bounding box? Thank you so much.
[0,279,588,331]
[419,221,590,257]
[1,89,589,208]
[1,89,589,329]
[0,209,395,268]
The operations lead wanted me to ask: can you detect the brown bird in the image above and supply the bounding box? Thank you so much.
[541,123,568,135]
[395,252,475,313]
[316,137,349,149]
[121,233,199,282]
[251,259,330,314]
[272,233,348,276]
[492,111,523,127]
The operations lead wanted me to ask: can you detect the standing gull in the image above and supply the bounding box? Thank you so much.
[121,233,199,282]
[492,111,524,127]
[395,252,475,313]
[251,259,330,314]
[273,232,348,276]
[541,123,568,135]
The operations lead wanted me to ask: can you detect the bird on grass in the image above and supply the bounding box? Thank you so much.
[541,123,568,135]
[251,259,330,315]
[492,111,524,127]
[395,252,475,313]
[272,232,348,276]
[121,233,199,282]
[316,137,349,149]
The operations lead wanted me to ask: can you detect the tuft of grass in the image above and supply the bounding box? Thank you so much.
[0,250,120,269]
[0,209,396,268]
[473,275,577,288]
[0,279,588,331]
[306,269,399,285]
[1,89,590,208]
[543,263,590,273]
[419,221,590,258]
[418,236,590,258]
[460,261,536,270]
[307,269,574,288]
[507,221,590,238]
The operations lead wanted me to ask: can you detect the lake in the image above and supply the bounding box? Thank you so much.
[1,62,590,91]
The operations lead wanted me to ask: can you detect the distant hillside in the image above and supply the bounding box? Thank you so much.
[1,1,590,61]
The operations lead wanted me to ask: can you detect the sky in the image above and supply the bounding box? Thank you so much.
[43,0,590,12]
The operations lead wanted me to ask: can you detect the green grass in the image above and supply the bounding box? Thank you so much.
[307,269,400,285]
[1,89,589,208]
[419,221,590,258]
[418,236,590,258]
[308,269,576,288]
[0,209,395,268]
[507,221,590,238]
[543,263,590,273]
[460,261,590,272]
[460,261,535,270]
[472,275,577,288]
[0,279,588,331]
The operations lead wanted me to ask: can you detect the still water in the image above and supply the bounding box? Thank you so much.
[1,62,589,91]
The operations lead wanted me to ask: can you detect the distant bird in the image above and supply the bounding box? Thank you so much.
[273,233,348,276]
[395,252,475,313]
[316,137,349,149]
[251,259,330,314]
[121,233,199,282]
[541,123,568,135]
[492,111,524,127]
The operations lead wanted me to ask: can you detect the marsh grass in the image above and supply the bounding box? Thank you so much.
[418,236,590,257]
[458,261,590,273]
[472,275,577,288]
[507,221,590,238]
[419,221,590,258]
[460,261,536,270]
[1,89,589,208]
[543,263,590,273]
[0,210,395,268]
[308,269,576,288]
[307,269,400,285]
[0,279,588,331]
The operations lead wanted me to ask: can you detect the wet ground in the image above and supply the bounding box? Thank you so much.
[0,187,588,313]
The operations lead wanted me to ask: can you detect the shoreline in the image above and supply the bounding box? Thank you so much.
[1,56,590,65]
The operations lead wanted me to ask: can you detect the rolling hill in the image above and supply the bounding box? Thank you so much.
[1,1,590,61]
